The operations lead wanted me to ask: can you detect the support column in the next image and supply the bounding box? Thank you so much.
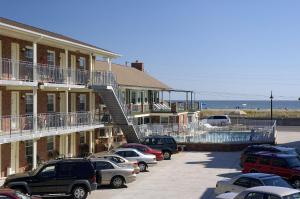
[186,92,188,111]
[89,131,93,154]
[89,53,93,83]
[107,57,112,71]
[33,139,37,169]
[65,49,69,83]
[168,91,171,106]
[33,42,37,81]
[89,91,94,154]
[65,90,69,155]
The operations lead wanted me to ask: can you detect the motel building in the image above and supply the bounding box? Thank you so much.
[0,17,200,178]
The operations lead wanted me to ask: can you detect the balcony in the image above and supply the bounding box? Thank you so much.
[0,58,36,86]
[0,111,103,144]
[37,64,88,87]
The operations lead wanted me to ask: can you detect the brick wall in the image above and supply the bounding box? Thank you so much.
[0,35,32,60]
[37,44,64,65]
[68,51,90,71]
[1,143,10,177]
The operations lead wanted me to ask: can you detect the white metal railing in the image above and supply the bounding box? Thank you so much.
[135,120,277,144]
[37,64,88,85]
[0,58,34,81]
[0,112,102,138]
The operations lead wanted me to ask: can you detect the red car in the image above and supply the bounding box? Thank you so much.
[122,143,164,161]
[0,188,41,199]
[242,152,300,188]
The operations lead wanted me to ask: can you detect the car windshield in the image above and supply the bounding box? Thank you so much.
[286,157,300,168]
[31,163,45,175]
[283,192,300,199]
[14,191,31,199]
[262,177,292,188]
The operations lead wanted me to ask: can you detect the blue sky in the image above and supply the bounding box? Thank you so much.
[1,0,300,100]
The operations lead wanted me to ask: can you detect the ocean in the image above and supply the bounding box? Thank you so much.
[199,100,300,110]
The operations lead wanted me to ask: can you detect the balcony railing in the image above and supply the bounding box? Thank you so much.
[37,64,88,85]
[0,112,102,139]
[0,58,34,81]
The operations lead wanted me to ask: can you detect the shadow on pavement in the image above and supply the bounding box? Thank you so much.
[217,171,242,178]
[185,152,241,169]
[199,188,216,199]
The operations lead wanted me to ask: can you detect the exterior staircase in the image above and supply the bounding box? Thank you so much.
[90,72,140,143]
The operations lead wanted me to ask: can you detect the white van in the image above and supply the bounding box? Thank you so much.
[202,115,231,126]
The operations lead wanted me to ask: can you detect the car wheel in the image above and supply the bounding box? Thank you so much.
[292,178,300,188]
[72,186,87,199]
[138,162,147,172]
[163,151,171,160]
[111,176,125,188]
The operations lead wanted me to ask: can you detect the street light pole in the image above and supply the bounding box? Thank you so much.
[270,91,274,121]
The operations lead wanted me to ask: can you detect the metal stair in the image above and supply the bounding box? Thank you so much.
[90,72,140,143]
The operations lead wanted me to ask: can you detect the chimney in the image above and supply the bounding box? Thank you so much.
[131,60,144,72]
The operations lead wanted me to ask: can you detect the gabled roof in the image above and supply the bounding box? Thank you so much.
[0,17,119,57]
[95,61,170,90]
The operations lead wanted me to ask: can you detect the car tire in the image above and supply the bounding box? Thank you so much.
[111,176,125,188]
[72,185,88,199]
[292,178,300,188]
[138,162,147,172]
[163,151,171,160]
[13,187,27,195]
[250,169,258,173]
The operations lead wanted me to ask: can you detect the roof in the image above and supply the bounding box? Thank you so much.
[246,186,299,196]
[0,17,119,57]
[95,61,170,90]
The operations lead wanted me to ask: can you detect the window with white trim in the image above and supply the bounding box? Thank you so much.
[25,93,33,114]
[79,57,86,70]
[25,140,33,165]
[25,46,33,62]
[47,94,55,112]
[79,132,86,144]
[47,136,54,151]
[79,94,86,111]
[47,50,55,66]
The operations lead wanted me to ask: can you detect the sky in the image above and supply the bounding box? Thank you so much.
[1,0,300,100]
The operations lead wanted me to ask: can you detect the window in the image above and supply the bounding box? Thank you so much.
[245,192,264,199]
[95,161,114,170]
[79,57,86,70]
[166,138,176,144]
[249,178,263,187]
[131,91,136,104]
[47,50,55,66]
[267,196,281,199]
[39,165,56,178]
[108,156,125,164]
[245,156,257,163]
[272,158,288,168]
[234,177,251,188]
[115,151,125,157]
[57,163,75,178]
[25,94,33,114]
[79,94,86,111]
[25,140,33,165]
[47,94,55,112]
[25,46,33,62]
[47,136,54,151]
[157,138,164,145]
[124,151,139,157]
[99,129,106,137]
[259,157,271,165]
[79,132,86,144]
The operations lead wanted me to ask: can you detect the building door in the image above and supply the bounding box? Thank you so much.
[11,92,19,130]
[11,43,19,80]
[0,40,2,78]
[70,55,76,84]
[10,141,19,174]
[59,52,66,82]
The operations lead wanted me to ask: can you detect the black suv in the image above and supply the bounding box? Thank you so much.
[4,159,97,199]
[141,135,177,160]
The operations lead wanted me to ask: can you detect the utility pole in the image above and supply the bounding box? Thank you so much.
[270,91,274,121]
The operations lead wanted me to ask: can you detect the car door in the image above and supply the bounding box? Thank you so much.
[95,161,115,185]
[257,156,272,173]
[271,158,292,179]
[55,163,77,193]
[29,164,58,194]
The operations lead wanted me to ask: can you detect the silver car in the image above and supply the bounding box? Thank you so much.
[92,153,140,174]
[113,148,157,172]
[90,159,136,188]
[215,173,291,195]
[216,186,300,199]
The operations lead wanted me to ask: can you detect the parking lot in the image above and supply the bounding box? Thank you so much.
[88,127,300,199]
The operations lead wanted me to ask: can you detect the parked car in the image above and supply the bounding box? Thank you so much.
[141,135,178,160]
[121,143,164,161]
[3,159,97,199]
[215,173,291,195]
[113,148,157,172]
[240,145,298,167]
[0,188,41,199]
[202,115,231,126]
[91,153,140,174]
[242,152,300,188]
[216,186,300,199]
[90,159,136,188]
